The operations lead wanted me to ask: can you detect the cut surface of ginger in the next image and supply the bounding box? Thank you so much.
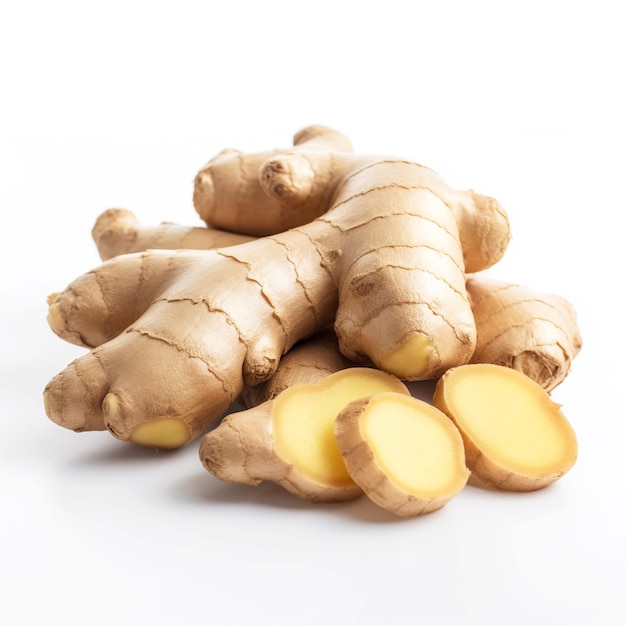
[336,392,469,517]
[272,368,410,489]
[433,363,578,491]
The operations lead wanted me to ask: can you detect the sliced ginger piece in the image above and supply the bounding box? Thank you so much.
[200,367,410,503]
[433,363,578,491]
[335,392,469,517]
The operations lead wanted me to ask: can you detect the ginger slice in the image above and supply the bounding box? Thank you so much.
[433,363,578,491]
[335,392,469,517]
[200,367,410,503]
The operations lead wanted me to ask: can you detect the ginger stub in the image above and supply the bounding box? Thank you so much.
[200,367,410,503]
[433,363,578,491]
[335,393,469,517]
[467,276,582,392]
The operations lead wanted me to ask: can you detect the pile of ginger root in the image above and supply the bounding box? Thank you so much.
[44,126,582,517]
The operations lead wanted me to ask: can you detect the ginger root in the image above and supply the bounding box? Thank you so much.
[467,276,582,392]
[433,363,578,491]
[335,392,469,516]
[199,367,410,502]
[45,125,512,447]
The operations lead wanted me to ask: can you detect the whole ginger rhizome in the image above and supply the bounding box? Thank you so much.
[45,125,581,517]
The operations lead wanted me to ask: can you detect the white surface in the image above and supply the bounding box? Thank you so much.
[1,2,624,625]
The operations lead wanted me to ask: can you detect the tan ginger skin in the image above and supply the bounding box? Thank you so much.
[45,125,512,448]
[200,367,410,503]
[467,276,582,392]
[92,209,253,261]
[92,210,581,395]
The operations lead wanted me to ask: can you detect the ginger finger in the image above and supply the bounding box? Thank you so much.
[194,125,354,237]
[43,350,110,432]
[47,249,199,349]
[92,208,253,261]
[335,392,469,516]
[329,177,477,378]
[450,192,510,273]
[45,237,338,447]
[199,368,410,502]
[468,276,582,391]
[45,301,249,444]
[433,363,578,491]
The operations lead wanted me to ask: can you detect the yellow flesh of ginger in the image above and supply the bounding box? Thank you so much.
[130,418,191,449]
[441,365,577,477]
[272,368,409,488]
[377,334,433,379]
[361,394,468,498]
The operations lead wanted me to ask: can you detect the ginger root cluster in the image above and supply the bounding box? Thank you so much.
[44,126,582,517]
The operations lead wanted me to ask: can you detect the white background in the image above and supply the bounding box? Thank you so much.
[1,1,624,624]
